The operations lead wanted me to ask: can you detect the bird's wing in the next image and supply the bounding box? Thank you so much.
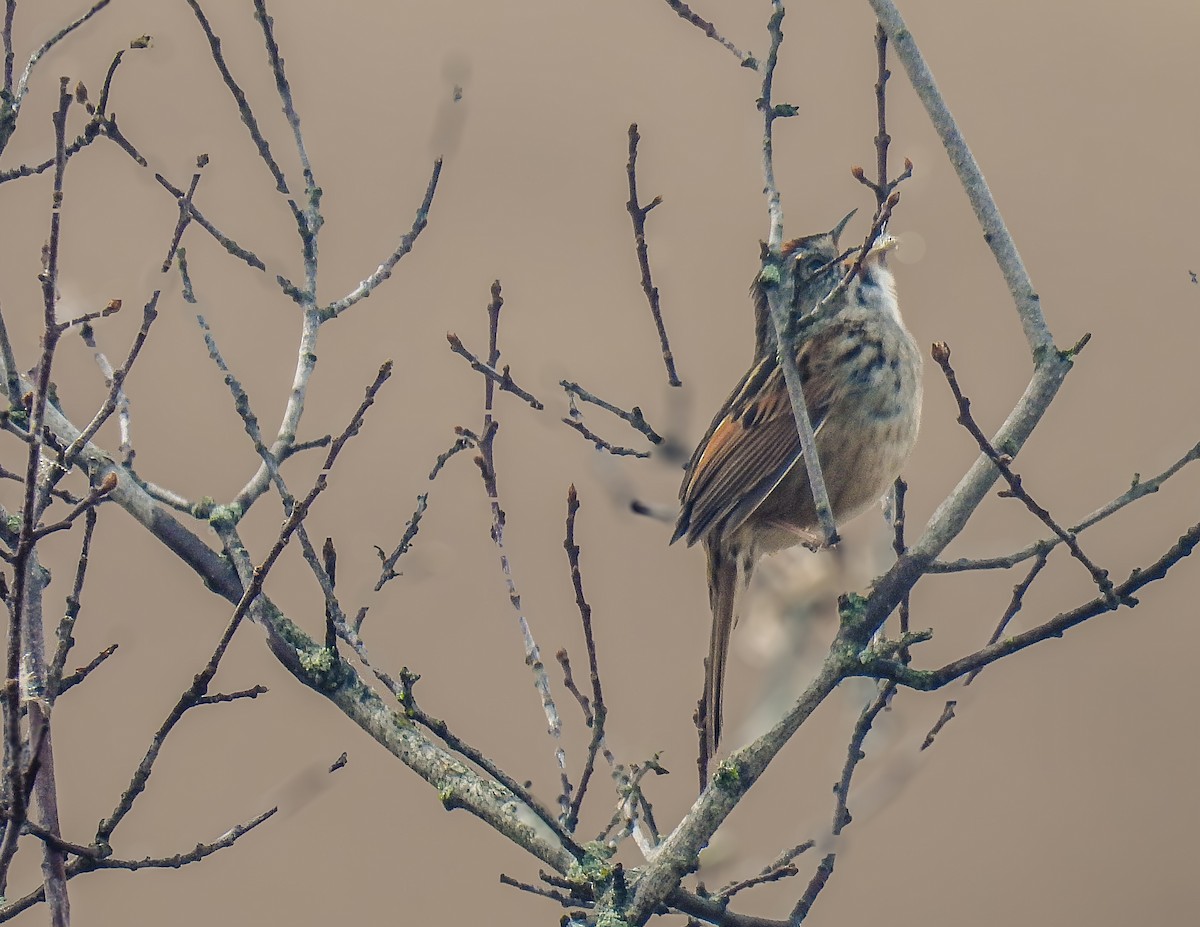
[673,327,845,546]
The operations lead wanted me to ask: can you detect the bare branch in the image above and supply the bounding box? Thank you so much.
[932,341,1117,604]
[626,124,681,386]
[322,159,442,318]
[657,0,758,69]
[869,0,1053,355]
[447,332,545,411]
[560,380,663,444]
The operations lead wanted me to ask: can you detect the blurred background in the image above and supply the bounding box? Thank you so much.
[0,0,1197,923]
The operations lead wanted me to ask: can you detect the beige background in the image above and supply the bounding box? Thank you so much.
[0,0,1197,924]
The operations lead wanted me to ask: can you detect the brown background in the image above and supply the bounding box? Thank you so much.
[0,0,1197,924]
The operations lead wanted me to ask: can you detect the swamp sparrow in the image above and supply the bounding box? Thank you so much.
[672,215,923,764]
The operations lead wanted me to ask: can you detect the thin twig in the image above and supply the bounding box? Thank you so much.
[789,853,834,925]
[160,156,206,272]
[929,440,1200,573]
[60,295,159,473]
[932,342,1117,604]
[891,478,911,662]
[373,494,427,593]
[831,682,894,836]
[756,3,838,547]
[152,172,266,271]
[48,507,98,696]
[562,486,609,833]
[447,332,545,411]
[183,0,295,206]
[920,548,1050,750]
[55,644,117,695]
[0,81,73,900]
[657,0,758,68]
[869,0,1052,355]
[470,281,562,766]
[560,417,650,459]
[321,159,442,318]
[560,380,663,444]
[12,0,111,106]
[868,520,1200,691]
[499,873,578,908]
[625,123,681,386]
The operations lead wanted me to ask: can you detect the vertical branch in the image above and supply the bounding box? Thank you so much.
[756,2,839,546]
[760,2,787,251]
[0,78,73,921]
[562,486,609,833]
[868,0,1053,355]
[473,282,561,740]
[625,124,681,387]
[872,24,891,205]
[2,1,14,94]
[252,0,319,299]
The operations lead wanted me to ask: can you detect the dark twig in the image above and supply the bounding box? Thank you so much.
[322,537,338,653]
[867,519,1200,691]
[152,172,266,271]
[657,0,758,68]
[789,853,835,925]
[183,0,295,205]
[56,644,117,695]
[447,332,545,411]
[717,863,800,901]
[2,1,13,95]
[932,342,1117,604]
[54,298,121,334]
[556,651,592,724]
[60,295,159,472]
[195,685,268,707]
[48,507,98,695]
[921,549,1050,750]
[429,431,476,480]
[560,381,663,445]
[160,156,207,272]
[968,550,1052,685]
[929,440,1200,573]
[920,700,956,751]
[373,494,427,592]
[0,807,277,922]
[472,282,559,741]
[717,842,815,902]
[891,477,911,662]
[499,873,578,908]
[871,26,892,203]
[626,124,681,386]
[561,416,650,459]
[562,486,608,833]
[831,683,894,836]
[0,81,72,899]
[30,472,115,540]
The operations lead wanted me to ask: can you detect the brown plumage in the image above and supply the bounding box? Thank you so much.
[672,220,923,775]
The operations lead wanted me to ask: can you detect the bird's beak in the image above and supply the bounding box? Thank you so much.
[829,209,857,245]
[865,234,898,260]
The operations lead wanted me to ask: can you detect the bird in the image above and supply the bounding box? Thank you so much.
[671,214,923,773]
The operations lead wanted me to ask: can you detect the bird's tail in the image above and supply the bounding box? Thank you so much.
[700,545,739,787]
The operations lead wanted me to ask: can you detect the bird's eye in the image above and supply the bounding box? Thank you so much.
[800,255,826,276]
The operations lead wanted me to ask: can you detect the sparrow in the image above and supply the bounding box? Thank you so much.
[672,214,923,770]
